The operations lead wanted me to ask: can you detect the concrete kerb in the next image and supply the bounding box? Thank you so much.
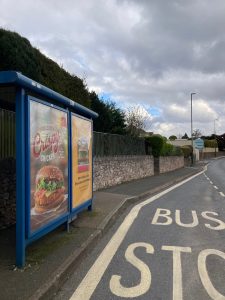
[211,155,225,160]
[30,166,204,300]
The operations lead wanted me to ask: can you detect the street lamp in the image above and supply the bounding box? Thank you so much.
[191,92,196,164]
[214,118,218,157]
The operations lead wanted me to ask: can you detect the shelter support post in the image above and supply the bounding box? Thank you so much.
[16,88,26,268]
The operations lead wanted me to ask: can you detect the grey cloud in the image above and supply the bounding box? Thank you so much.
[1,0,225,136]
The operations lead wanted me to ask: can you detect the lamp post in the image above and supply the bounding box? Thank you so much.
[214,118,218,157]
[191,92,196,164]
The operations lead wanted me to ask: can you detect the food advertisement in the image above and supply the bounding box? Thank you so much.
[29,100,68,233]
[72,115,92,209]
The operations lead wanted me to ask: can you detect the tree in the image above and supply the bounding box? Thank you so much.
[192,129,202,139]
[202,134,215,140]
[125,105,151,137]
[182,133,189,139]
[169,135,177,141]
[89,91,126,134]
[216,133,225,151]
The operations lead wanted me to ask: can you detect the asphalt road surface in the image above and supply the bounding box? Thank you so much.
[54,158,225,300]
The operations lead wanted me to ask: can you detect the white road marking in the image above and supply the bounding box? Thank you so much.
[219,192,225,197]
[162,246,192,300]
[209,181,213,184]
[214,186,218,190]
[110,242,153,298]
[69,169,205,300]
[206,178,210,180]
[201,212,225,230]
[151,208,172,225]
[198,249,225,300]
[175,210,199,228]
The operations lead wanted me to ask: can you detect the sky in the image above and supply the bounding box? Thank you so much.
[1,0,225,137]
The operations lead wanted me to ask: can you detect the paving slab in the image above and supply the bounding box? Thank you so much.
[74,192,129,229]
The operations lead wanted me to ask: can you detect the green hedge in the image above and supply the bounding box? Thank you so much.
[204,139,217,148]
[180,145,193,158]
[146,135,164,157]
[172,146,183,156]
[160,143,173,156]
[160,143,183,156]
[146,135,183,157]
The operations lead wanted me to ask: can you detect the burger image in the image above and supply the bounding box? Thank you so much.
[34,165,65,213]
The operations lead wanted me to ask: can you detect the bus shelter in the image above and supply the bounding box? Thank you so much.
[0,71,98,267]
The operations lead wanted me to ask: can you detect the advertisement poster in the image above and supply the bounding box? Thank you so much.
[72,115,92,209]
[29,100,68,233]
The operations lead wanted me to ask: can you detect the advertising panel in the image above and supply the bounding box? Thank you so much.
[29,100,68,233]
[72,115,92,209]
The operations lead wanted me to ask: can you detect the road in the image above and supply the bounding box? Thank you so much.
[54,158,225,300]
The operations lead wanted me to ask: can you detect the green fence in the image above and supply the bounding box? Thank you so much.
[0,108,16,159]
[93,131,149,156]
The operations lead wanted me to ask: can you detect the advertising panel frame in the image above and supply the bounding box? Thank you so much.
[0,70,98,267]
[16,87,26,267]
[26,96,70,240]
[70,112,93,217]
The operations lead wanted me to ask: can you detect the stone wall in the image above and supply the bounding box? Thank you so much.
[159,156,184,174]
[93,155,154,191]
[0,155,184,229]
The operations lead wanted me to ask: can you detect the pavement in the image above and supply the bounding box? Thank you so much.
[0,162,207,300]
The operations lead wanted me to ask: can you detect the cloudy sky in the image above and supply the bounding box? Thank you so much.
[1,0,225,137]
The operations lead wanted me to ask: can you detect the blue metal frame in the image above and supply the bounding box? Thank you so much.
[26,96,70,239]
[25,215,69,246]
[16,88,26,268]
[70,113,93,216]
[0,71,98,119]
[90,117,94,211]
[70,200,92,221]
[68,111,72,223]
[0,71,98,268]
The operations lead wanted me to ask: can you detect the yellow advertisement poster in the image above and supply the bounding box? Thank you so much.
[72,115,92,209]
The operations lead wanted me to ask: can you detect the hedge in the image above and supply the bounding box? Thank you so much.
[180,145,193,158]
[204,139,217,148]
[146,135,164,157]
[146,135,183,157]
